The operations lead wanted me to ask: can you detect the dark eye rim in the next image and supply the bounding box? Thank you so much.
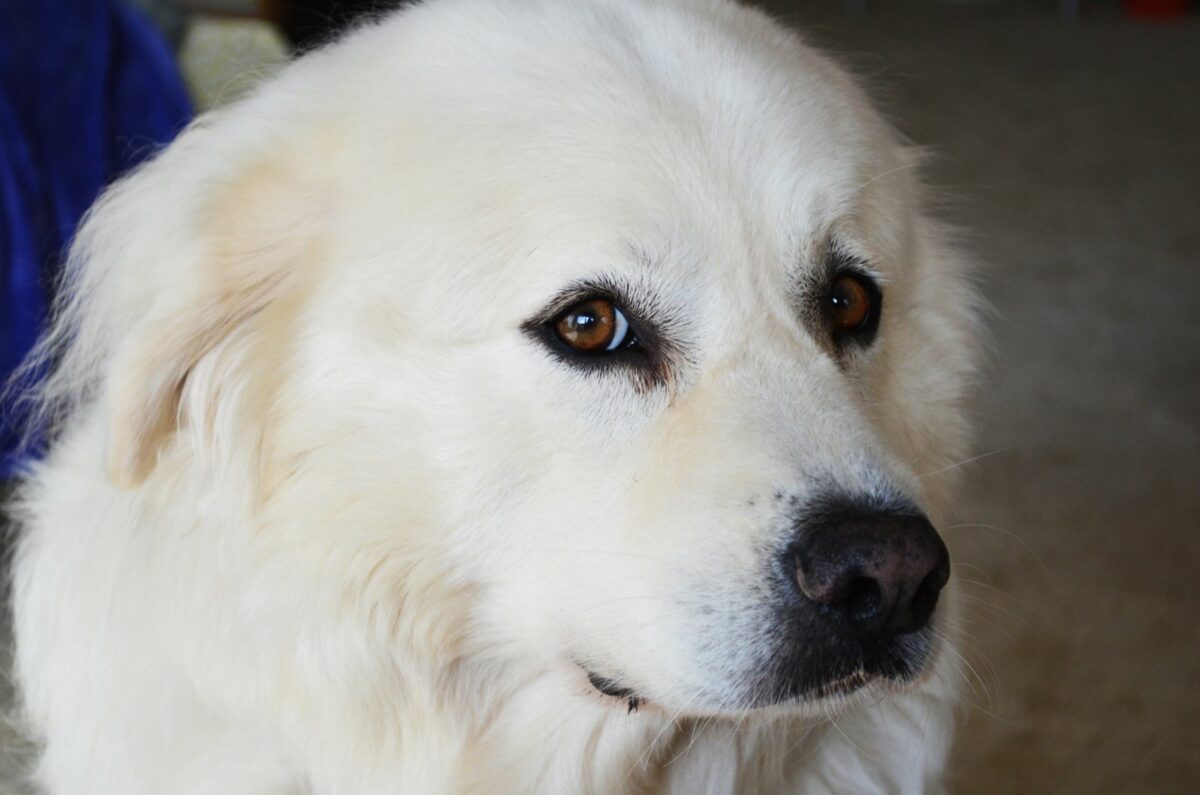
[825,262,883,349]
[522,285,657,372]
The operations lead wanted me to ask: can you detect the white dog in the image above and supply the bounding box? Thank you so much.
[8,0,979,792]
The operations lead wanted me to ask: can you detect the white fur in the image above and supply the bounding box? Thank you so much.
[8,1,979,792]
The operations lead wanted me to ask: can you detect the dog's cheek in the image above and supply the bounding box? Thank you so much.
[861,224,979,520]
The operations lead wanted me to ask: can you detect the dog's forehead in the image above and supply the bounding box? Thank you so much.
[351,0,896,225]
[333,0,905,327]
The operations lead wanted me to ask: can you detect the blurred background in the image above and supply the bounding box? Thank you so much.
[1,0,1197,792]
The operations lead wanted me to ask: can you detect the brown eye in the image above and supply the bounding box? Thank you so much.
[553,298,631,352]
[829,273,874,333]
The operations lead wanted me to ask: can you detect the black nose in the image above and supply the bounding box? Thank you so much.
[790,500,950,641]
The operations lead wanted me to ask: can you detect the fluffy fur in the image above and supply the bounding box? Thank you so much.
[7,0,979,792]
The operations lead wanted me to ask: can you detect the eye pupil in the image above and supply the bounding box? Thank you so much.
[830,274,872,333]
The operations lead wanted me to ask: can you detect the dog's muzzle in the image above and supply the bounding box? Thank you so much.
[760,494,951,703]
[584,494,951,712]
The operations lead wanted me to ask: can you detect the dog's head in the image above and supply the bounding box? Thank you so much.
[57,0,976,717]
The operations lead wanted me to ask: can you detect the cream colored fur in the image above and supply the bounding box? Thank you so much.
[8,0,978,792]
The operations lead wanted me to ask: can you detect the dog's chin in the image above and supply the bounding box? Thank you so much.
[749,626,943,711]
[581,627,941,716]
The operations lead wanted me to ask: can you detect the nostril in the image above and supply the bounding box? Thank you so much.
[929,548,952,593]
[904,550,951,626]
[908,571,941,622]
[843,576,882,625]
[924,554,950,596]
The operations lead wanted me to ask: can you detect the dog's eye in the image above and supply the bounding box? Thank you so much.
[830,275,871,331]
[829,272,879,341]
[552,298,634,352]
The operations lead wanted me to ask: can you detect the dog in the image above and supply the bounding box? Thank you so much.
[7,0,979,792]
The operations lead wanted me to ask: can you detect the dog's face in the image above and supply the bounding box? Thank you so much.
[93,1,974,719]
[293,2,974,715]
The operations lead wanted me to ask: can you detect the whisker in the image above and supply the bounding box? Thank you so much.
[942,627,1003,688]
[951,561,995,586]
[945,610,1015,640]
[917,445,1020,479]
[931,629,994,705]
[944,522,1048,575]
[851,161,924,197]
[629,705,683,781]
[953,588,1035,627]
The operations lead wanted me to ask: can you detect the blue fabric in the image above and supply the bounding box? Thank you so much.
[0,0,192,476]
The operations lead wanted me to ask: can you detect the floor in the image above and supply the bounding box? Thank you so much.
[3,1,1198,791]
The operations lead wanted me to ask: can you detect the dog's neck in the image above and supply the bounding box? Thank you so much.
[367,656,831,794]
[353,649,958,795]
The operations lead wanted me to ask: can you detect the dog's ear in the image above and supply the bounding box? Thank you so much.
[100,152,330,488]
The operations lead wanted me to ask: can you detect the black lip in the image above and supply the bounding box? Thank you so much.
[758,630,934,707]
[587,671,635,698]
[586,671,645,713]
